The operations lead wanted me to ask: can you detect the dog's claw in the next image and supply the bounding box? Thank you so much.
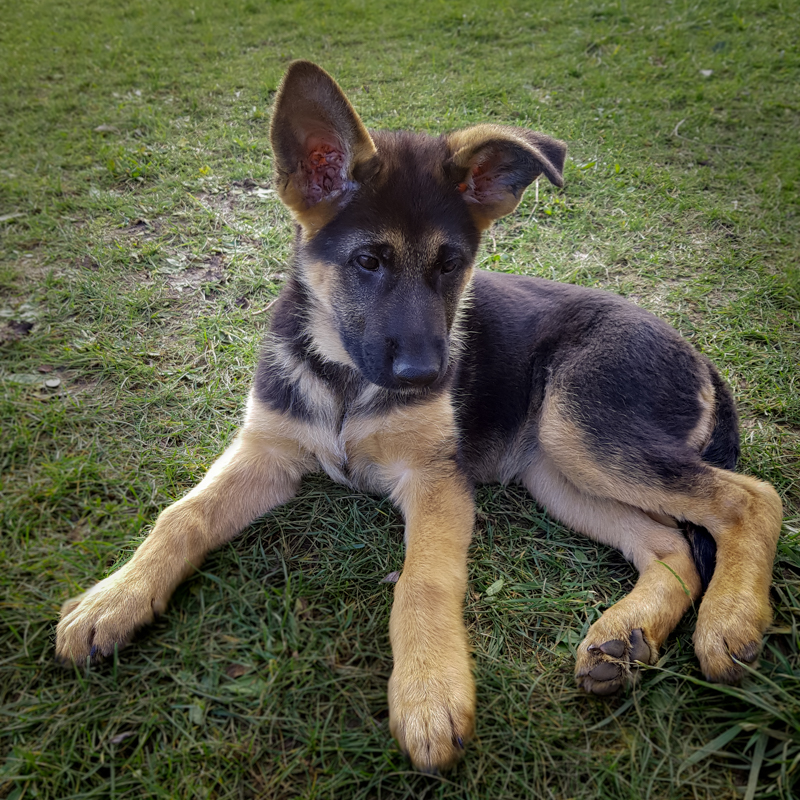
[732,640,760,665]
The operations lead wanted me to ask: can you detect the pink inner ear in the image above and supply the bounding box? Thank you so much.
[462,158,505,206]
[299,135,348,206]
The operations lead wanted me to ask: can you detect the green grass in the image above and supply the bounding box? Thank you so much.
[1,0,799,797]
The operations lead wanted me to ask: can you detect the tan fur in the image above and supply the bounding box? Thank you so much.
[521,451,702,690]
[686,380,716,452]
[306,304,359,370]
[377,226,449,265]
[357,397,476,770]
[537,391,782,683]
[58,384,476,770]
[56,406,311,663]
[299,256,337,303]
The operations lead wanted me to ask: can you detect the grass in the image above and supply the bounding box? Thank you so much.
[1,0,799,797]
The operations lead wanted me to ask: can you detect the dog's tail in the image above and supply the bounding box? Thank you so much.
[682,368,741,592]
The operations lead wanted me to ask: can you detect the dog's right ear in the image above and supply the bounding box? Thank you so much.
[270,61,378,234]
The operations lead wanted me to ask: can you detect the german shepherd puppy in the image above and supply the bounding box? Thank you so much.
[56,61,783,772]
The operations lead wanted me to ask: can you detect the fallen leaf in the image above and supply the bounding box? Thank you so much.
[5,373,42,385]
[294,597,310,619]
[226,663,248,678]
[381,571,400,583]
[109,731,136,745]
[94,124,120,134]
[699,69,713,77]
[486,578,505,596]
[222,676,269,695]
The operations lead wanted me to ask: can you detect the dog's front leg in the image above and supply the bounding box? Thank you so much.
[387,469,476,773]
[56,411,310,665]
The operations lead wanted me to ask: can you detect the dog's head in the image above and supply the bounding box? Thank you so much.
[270,61,566,391]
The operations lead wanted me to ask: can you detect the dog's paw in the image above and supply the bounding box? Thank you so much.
[575,628,655,695]
[388,667,475,773]
[56,570,166,665]
[693,596,769,684]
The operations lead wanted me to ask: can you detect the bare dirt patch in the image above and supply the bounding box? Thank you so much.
[164,253,227,294]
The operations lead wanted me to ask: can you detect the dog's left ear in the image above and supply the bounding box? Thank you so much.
[270,61,378,233]
[446,124,567,229]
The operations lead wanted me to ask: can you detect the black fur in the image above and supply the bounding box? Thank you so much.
[451,272,726,492]
[681,367,740,590]
[264,60,741,600]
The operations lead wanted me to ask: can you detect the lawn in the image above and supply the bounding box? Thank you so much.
[1,0,799,798]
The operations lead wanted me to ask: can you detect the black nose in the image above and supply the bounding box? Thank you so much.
[392,358,441,387]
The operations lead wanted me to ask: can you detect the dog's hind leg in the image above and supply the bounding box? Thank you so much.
[522,452,703,694]
[534,397,782,688]
[678,468,782,683]
[56,398,311,665]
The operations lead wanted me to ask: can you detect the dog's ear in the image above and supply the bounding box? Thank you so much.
[446,125,567,229]
[270,61,378,233]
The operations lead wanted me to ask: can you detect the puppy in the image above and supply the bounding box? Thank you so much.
[57,61,782,772]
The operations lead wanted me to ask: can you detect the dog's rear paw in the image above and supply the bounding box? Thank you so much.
[576,628,655,695]
[56,571,166,665]
[388,669,475,772]
[693,600,767,684]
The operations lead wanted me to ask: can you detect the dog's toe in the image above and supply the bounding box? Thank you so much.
[588,661,621,682]
[576,628,656,696]
[597,639,625,658]
[733,640,760,665]
[55,572,161,666]
[389,670,475,772]
[693,598,769,684]
[694,633,763,684]
[628,628,652,663]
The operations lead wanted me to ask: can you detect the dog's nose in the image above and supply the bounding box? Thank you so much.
[392,358,440,387]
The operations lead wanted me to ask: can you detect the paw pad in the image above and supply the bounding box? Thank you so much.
[576,628,655,696]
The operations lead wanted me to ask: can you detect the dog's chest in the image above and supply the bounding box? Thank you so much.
[293,384,389,493]
[303,419,352,486]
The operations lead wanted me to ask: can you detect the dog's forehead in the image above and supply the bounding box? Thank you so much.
[371,129,448,175]
[371,131,448,199]
[308,130,480,259]
[365,130,475,238]
[378,226,451,262]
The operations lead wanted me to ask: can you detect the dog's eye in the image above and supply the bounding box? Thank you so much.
[356,254,380,272]
[441,259,460,275]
